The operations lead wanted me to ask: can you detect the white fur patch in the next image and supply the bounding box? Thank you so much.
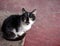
[12,19,35,38]
[12,29,18,39]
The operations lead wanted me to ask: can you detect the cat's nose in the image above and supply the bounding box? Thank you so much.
[27,23,29,25]
[26,22,30,25]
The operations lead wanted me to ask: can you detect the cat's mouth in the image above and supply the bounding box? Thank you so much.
[26,23,30,25]
[25,22,30,25]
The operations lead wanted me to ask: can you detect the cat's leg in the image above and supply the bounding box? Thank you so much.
[18,37,25,46]
[21,37,26,46]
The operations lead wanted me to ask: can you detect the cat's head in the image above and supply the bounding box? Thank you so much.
[22,8,36,25]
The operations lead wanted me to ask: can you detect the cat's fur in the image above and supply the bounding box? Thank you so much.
[1,8,36,41]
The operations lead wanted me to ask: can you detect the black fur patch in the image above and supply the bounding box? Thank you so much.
[3,33,26,41]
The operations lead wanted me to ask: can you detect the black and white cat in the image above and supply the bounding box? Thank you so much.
[1,8,36,41]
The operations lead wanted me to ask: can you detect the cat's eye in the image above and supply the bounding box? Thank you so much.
[24,20,26,22]
[30,18,33,20]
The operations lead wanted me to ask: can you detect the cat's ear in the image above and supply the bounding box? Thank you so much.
[22,8,26,13]
[31,9,36,15]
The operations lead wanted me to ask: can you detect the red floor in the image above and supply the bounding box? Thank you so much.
[0,0,60,46]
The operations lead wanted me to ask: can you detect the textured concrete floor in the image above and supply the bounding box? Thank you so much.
[0,0,60,46]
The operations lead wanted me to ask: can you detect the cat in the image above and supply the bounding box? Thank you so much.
[1,8,36,41]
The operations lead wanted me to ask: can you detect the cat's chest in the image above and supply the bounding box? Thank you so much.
[13,24,31,37]
[20,24,31,31]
